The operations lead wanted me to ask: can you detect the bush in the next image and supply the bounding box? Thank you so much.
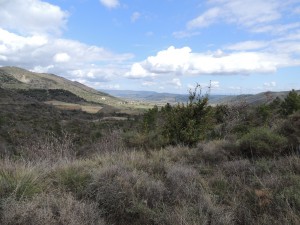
[238,128,288,157]
[166,164,206,203]
[0,193,105,225]
[86,165,167,225]
[279,111,300,150]
[281,89,300,115]
[52,164,92,198]
[0,165,44,200]
[198,140,232,164]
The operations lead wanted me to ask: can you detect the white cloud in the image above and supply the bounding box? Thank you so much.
[172,30,200,39]
[211,81,220,88]
[264,81,276,87]
[187,7,221,29]
[251,22,300,35]
[185,0,299,35]
[125,63,155,78]
[171,78,182,88]
[225,41,268,51]
[126,46,298,78]
[0,0,68,35]
[53,53,70,63]
[0,0,133,85]
[0,28,133,82]
[131,12,141,22]
[99,0,120,9]
[219,0,281,27]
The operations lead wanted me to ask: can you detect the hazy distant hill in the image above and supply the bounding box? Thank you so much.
[101,89,228,104]
[0,67,119,105]
[210,90,300,106]
[101,89,188,103]
[103,89,300,106]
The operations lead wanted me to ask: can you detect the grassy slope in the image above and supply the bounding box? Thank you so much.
[0,67,119,105]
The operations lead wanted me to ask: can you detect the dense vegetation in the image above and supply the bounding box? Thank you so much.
[0,86,299,225]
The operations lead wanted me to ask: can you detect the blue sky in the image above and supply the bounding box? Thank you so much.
[0,0,300,94]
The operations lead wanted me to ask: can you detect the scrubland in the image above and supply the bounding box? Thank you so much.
[0,89,299,225]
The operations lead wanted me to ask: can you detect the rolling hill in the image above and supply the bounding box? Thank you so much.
[102,89,300,106]
[0,66,119,105]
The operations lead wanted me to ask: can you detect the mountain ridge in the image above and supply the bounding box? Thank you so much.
[0,66,118,106]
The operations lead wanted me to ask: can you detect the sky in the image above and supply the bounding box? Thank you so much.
[0,0,300,94]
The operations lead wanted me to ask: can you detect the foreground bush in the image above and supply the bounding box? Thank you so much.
[0,164,44,200]
[86,165,167,225]
[0,193,106,225]
[238,127,288,157]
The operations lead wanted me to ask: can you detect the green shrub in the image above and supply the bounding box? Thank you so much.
[279,111,300,150]
[0,167,44,200]
[52,165,91,198]
[239,128,288,157]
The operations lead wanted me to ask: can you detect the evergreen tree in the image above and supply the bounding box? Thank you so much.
[281,90,300,115]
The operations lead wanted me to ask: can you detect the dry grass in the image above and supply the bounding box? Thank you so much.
[1,139,299,225]
[1,193,106,225]
[45,101,102,113]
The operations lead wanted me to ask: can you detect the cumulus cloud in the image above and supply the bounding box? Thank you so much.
[125,63,156,78]
[171,78,182,88]
[99,0,120,9]
[0,0,68,35]
[126,46,297,78]
[0,28,133,82]
[53,53,71,63]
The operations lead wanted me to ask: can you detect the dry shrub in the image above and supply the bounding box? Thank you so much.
[86,130,126,156]
[198,140,234,164]
[19,132,75,162]
[166,164,205,203]
[274,155,300,174]
[220,159,252,176]
[0,193,106,225]
[86,164,167,225]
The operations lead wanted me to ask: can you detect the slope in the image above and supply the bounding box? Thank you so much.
[0,66,119,105]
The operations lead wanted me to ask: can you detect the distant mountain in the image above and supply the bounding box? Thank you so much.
[0,66,119,106]
[101,89,188,103]
[209,90,300,106]
[102,89,300,106]
[101,89,228,104]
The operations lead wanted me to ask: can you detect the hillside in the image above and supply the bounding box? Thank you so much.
[0,85,299,225]
[0,66,119,105]
[210,90,300,106]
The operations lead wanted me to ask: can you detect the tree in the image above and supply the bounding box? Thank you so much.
[162,84,213,146]
[281,90,300,115]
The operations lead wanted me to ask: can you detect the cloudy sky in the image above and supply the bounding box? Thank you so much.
[0,0,300,94]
